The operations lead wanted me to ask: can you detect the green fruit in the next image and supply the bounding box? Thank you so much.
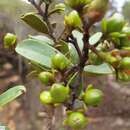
[50,83,70,103]
[119,57,130,69]
[40,91,52,105]
[51,53,69,70]
[4,33,16,48]
[106,13,125,33]
[83,89,103,106]
[38,72,54,85]
[65,0,91,9]
[64,10,82,29]
[66,112,88,129]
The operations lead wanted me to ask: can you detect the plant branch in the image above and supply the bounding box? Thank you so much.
[67,35,82,60]
[28,0,56,41]
[79,30,89,69]
[28,0,45,20]
[44,3,55,41]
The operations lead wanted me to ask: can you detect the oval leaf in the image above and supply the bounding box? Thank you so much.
[0,85,26,107]
[72,30,83,51]
[69,43,79,64]
[21,12,49,33]
[15,39,71,68]
[84,63,114,74]
[29,35,54,45]
[89,32,103,45]
[56,40,69,55]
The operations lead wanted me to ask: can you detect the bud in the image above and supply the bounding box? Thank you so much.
[65,0,91,9]
[64,10,82,29]
[4,33,16,48]
[106,13,125,33]
[82,0,109,25]
[51,53,69,71]
[38,72,54,85]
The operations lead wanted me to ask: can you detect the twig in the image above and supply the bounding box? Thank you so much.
[67,35,82,60]
[44,3,55,41]
[28,0,56,41]
[28,0,45,20]
[79,30,89,69]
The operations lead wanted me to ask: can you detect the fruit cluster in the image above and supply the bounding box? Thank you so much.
[39,53,103,129]
[101,13,130,81]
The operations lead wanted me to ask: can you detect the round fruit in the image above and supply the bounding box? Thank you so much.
[64,10,82,29]
[83,89,103,106]
[50,83,69,103]
[40,91,52,105]
[65,0,91,9]
[38,72,54,85]
[51,53,69,70]
[4,33,16,48]
[106,13,125,33]
[66,112,88,129]
[119,57,130,69]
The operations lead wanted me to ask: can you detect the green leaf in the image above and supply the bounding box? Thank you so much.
[15,39,71,68]
[21,12,49,33]
[0,85,26,107]
[56,40,69,55]
[72,30,83,51]
[84,63,114,74]
[89,32,103,45]
[29,35,54,45]
[68,43,79,64]
[49,3,66,15]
